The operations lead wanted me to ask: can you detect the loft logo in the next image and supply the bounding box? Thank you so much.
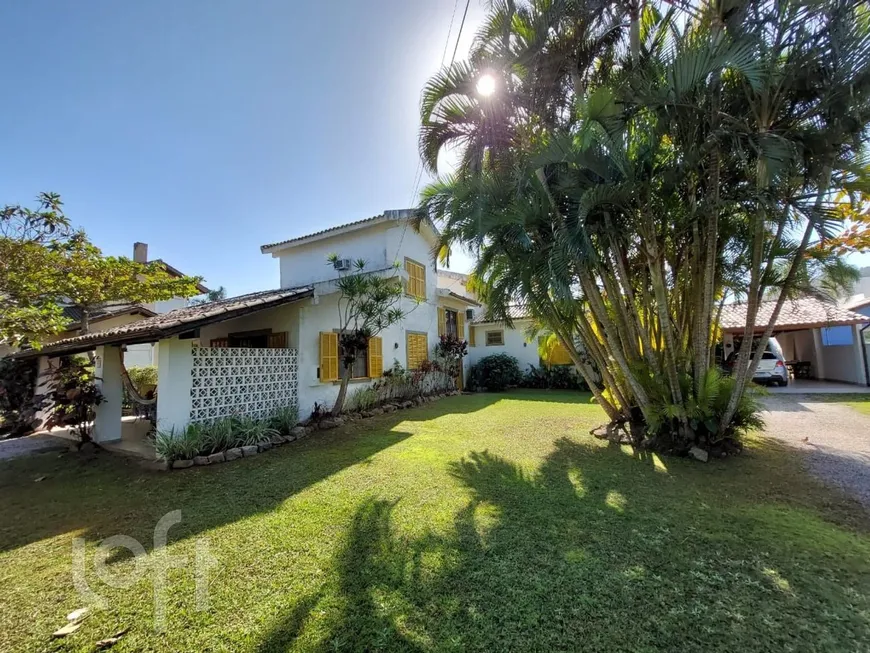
[72,510,219,632]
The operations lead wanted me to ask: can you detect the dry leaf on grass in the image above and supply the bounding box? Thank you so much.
[95,628,129,649]
[51,622,81,638]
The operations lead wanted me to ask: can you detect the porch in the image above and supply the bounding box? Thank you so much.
[15,287,314,458]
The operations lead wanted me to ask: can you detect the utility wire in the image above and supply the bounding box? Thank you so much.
[396,0,473,267]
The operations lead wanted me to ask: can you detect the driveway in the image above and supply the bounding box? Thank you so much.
[761,394,870,509]
[0,433,68,461]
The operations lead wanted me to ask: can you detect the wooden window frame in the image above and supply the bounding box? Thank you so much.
[485,330,505,346]
[332,329,371,380]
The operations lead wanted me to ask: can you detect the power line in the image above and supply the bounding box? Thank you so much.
[396,0,473,266]
[450,0,472,68]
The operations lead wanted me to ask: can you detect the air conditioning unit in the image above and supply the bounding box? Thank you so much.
[333,258,352,271]
[465,309,475,320]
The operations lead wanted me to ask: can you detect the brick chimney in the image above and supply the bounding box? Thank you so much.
[133,242,148,263]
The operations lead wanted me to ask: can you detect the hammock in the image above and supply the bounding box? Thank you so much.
[120,358,157,406]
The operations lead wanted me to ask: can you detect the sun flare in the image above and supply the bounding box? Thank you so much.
[476,74,496,97]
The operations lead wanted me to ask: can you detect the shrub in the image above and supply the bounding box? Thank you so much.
[642,368,764,452]
[232,415,277,446]
[468,354,522,392]
[43,356,104,443]
[434,335,468,378]
[268,405,299,435]
[154,423,205,461]
[347,386,379,413]
[0,357,40,436]
[153,411,286,461]
[521,365,589,391]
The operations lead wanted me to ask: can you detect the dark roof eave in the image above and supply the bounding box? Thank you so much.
[14,288,314,359]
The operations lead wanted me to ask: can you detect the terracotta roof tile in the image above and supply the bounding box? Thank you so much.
[471,305,531,324]
[719,297,868,332]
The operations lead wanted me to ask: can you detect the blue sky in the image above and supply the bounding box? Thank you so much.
[0,0,484,295]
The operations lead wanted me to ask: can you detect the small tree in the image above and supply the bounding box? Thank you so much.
[51,234,204,335]
[42,356,104,445]
[434,334,468,382]
[328,256,408,415]
[0,193,205,346]
[190,286,228,306]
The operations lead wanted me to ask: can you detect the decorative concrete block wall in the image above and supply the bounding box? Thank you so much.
[189,346,298,422]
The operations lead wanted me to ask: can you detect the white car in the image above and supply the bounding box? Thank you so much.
[752,350,789,387]
[725,338,789,387]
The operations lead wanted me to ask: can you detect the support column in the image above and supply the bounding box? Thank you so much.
[93,345,123,443]
[812,328,826,380]
[851,324,866,385]
[156,337,194,434]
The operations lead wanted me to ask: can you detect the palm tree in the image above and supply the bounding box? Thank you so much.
[419,0,870,452]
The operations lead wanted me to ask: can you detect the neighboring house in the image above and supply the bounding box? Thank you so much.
[44,242,209,367]
[436,269,570,372]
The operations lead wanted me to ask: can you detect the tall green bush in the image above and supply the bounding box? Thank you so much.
[0,358,40,436]
[468,354,522,392]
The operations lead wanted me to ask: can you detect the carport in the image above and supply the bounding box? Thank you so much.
[719,297,870,388]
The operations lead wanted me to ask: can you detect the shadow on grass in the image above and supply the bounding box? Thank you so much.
[0,395,502,555]
[257,438,870,652]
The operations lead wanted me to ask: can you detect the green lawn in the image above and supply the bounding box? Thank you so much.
[1,391,869,652]
[806,393,870,416]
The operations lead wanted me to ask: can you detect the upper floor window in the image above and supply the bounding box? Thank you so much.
[445,309,458,338]
[405,258,426,299]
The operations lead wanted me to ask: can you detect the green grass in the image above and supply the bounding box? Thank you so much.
[1,390,869,652]
[805,393,870,416]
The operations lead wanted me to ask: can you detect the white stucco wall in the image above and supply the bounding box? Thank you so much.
[820,324,865,384]
[276,223,392,289]
[147,297,189,314]
[467,321,540,371]
[124,343,156,367]
[296,280,440,419]
[777,330,819,377]
[199,302,302,348]
[156,337,194,433]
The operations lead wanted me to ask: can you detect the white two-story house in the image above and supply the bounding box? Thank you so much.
[17,210,482,443]
[252,209,478,415]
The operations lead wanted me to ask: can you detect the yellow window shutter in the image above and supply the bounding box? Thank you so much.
[405,259,426,298]
[367,336,383,378]
[438,307,446,336]
[418,264,426,298]
[320,332,338,382]
[404,259,414,296]
[457,311,465,340]
[552,341,573,365]
[468,325,476,346]
[406,333,428,369]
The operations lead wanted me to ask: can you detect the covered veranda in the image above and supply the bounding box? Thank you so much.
[719,297,870,391]
[15,286,314,458]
